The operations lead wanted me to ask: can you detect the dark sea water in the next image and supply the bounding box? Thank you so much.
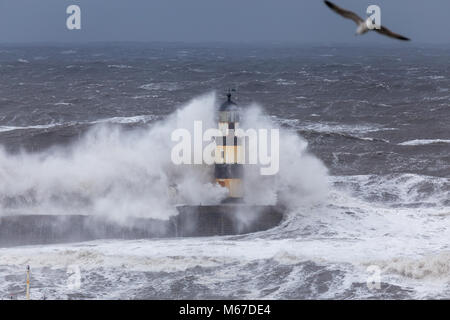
[0,44,449,299]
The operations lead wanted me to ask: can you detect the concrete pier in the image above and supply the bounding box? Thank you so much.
[0,205,284,247]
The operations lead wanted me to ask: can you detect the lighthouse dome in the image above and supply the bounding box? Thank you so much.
[219,93,238,112]
[218,93,240,123]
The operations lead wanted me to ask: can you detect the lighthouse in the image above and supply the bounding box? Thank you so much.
[0,91,285,242]
[215,92,244,202]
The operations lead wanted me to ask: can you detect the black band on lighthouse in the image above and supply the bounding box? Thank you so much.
[215,135,241,146]
[214,164,244,179]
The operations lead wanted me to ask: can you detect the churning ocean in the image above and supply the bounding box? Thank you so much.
[0,43,449,299]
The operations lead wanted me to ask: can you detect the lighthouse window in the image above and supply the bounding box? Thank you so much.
[228,123,235,129]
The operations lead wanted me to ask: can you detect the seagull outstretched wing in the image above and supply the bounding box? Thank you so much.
[375,26,410,41]
[324,0,363,25]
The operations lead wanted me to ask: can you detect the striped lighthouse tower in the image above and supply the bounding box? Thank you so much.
[215,91,244,202]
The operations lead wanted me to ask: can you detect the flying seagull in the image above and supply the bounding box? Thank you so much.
[324,1,410,41]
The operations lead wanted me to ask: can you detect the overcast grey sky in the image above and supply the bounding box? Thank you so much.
[0,0,449,44]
